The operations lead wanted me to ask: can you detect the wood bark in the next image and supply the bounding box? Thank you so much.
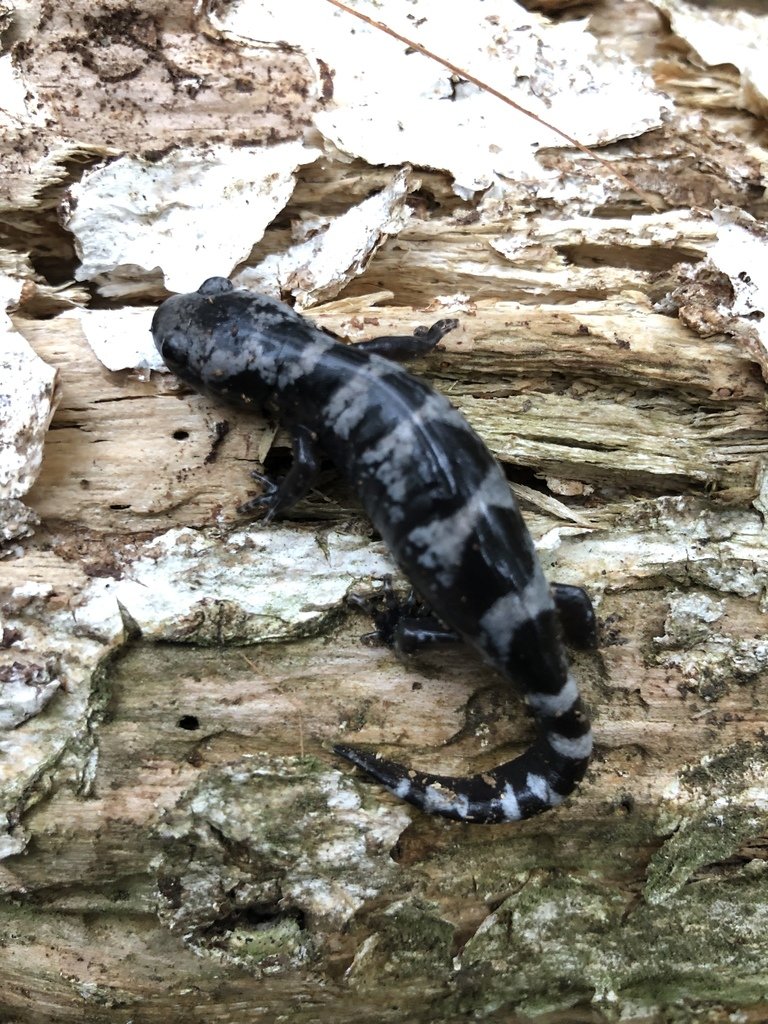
[2,2,768,1023]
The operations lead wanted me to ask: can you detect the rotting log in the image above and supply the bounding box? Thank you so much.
[2,2,768,1023]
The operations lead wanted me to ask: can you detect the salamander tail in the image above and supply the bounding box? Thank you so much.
[333,700,592,824]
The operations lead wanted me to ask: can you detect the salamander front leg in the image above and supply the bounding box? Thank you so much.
[354,318,458,360]
[238,424,320,522]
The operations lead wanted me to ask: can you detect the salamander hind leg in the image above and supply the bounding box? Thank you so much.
[348,577,460,652]
[336,625,592,822]
[340,578,592,822]
[551,583,598,650]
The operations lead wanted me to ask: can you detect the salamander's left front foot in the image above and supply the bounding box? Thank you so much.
[237,469,281,520]
[237,424,321,522]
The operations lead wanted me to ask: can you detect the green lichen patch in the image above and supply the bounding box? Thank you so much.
[455,867,768,1019]
[457,873,622,1017]
[153,754,410,973]
[346,898,455,985]
[647,740,768,904]
[652,590,768,701]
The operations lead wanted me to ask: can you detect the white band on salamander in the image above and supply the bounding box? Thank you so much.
[546,730,593,761]
[526,674,579,717]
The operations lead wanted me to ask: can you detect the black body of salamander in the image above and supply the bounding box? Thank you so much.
[152,277,594,824]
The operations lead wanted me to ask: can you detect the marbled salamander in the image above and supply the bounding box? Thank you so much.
[152,277,594,824]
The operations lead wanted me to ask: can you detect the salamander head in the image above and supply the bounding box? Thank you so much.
[151,277,236,380]
[151,278,289,407]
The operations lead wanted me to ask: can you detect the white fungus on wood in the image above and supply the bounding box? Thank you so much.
[0,281,59,545]
[208,0,668,197]
[62,141,322,296]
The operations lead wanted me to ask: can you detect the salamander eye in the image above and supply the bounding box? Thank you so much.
[160,335,189,369]
[198,277,234,296]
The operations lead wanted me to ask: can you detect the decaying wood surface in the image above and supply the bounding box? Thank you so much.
[2,2,768,1023]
